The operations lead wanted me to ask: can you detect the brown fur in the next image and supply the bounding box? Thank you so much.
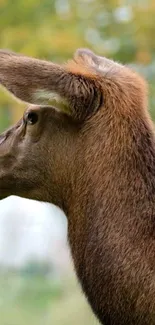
[0,48,155,324]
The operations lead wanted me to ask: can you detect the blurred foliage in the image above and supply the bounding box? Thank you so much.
[0,271,97,325]
[20,260,52,277]
[1,0,155,131]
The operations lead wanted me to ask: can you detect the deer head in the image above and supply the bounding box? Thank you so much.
[0,49,104,206]
[0,49,147,206]
[1,48,155,325]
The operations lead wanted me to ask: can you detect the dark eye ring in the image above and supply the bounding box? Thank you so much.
[27,112,38,125]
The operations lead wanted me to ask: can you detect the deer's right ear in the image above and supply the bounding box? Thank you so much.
[0,49,102,121]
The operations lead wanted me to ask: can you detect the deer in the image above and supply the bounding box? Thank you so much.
[0,48,155,325]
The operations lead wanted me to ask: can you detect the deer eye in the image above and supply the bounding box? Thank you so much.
[27,112,38,125]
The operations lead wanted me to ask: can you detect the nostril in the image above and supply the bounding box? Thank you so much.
[27,111,39,125]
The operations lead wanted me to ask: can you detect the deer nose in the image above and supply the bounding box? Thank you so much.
[24,108,39,125]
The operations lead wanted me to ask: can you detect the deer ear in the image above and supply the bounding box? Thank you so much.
[0,49,102,121]
[74,48,101,68]
[74,48,122,73]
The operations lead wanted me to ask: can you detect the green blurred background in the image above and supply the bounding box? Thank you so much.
[1,1,155,324]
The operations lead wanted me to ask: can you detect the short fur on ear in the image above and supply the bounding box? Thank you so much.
[74,48,123,74]
[0,49,103,121]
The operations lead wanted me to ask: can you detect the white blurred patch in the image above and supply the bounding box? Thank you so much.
[0,196,70,272]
